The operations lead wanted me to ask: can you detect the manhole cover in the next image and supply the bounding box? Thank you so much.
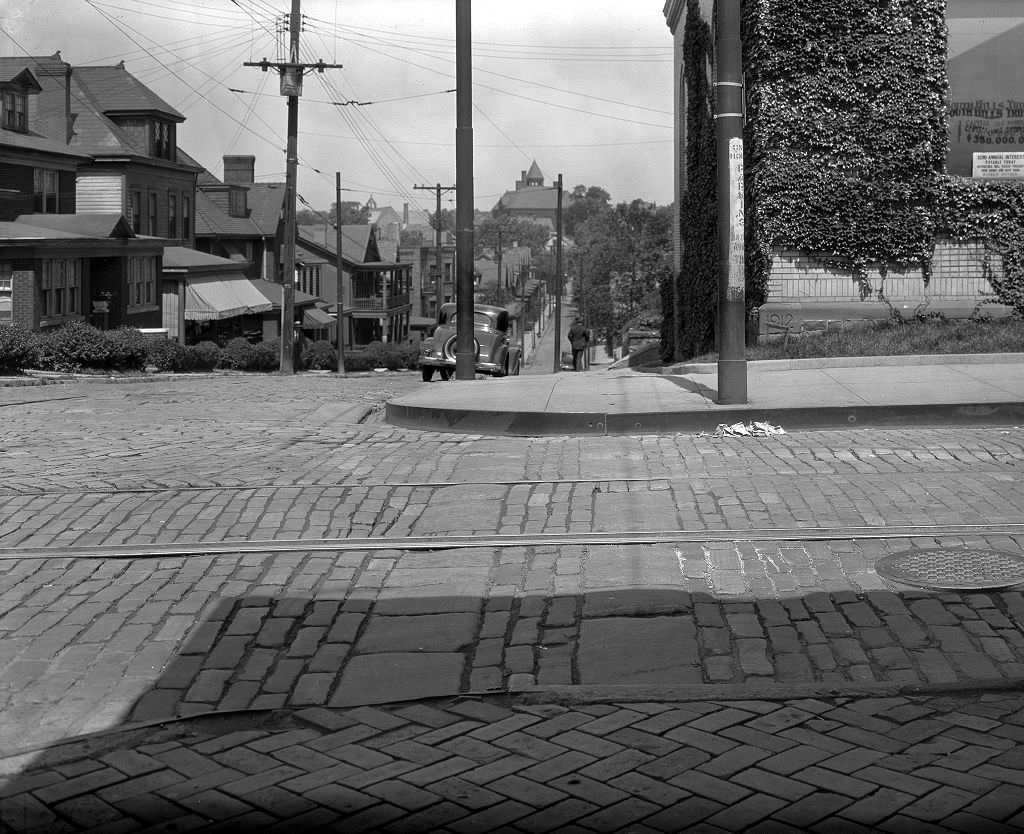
[876,548,1024,591]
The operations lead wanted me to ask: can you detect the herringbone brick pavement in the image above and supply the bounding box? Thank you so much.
[3,691,1024,832]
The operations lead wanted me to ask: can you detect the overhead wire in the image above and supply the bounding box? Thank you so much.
[78,0,297,170]
[302,20,673,128]
[305,19,673,114]
[297,26,438,216]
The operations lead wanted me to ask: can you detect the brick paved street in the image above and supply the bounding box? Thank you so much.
[2,374,1024,831]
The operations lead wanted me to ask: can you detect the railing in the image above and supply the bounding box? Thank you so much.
[350,293,410,311]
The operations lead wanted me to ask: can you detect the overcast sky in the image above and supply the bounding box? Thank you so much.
[3,0,675,218]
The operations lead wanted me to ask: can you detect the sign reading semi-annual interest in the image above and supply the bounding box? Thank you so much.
[972,151,1024,178]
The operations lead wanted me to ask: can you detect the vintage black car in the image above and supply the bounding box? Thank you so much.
[419,302,523,381]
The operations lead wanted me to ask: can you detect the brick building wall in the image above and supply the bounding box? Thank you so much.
[10,262,37,330]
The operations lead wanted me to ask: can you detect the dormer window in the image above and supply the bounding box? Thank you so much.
[2,90,27,132]
[228,186,247,217]
[152,119,174,160]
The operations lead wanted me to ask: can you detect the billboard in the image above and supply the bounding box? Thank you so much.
[947,1,1024,177]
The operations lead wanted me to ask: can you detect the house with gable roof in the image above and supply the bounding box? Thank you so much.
[296,222,412,347]
[0,53,195,331]
[181,152,284,283]
[69,61,199,241]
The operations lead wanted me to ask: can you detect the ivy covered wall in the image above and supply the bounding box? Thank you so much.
[663,0,1024,361]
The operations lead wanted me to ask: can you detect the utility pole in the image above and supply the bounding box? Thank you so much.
[335,172,346,375]
[715,0,747,403]
[245,1,341,374]
[495,227,502,306]
[552,173,563,374]
[454,0,475,380]
[413,183,455,319]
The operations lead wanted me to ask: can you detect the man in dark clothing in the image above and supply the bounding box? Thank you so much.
[567,318,589,371]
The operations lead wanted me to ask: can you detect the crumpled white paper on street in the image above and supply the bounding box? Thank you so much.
[701,421,787,438]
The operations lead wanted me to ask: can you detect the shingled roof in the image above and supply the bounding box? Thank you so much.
[73,64,184,121]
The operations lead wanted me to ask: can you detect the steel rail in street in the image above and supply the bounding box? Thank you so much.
[1,522,1023,562]
[0,468,1018,497]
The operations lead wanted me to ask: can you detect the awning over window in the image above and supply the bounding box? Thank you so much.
[186,276,273,321]
[303,307,335,328]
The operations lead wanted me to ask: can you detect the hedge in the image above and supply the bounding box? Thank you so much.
[0,323,422,375]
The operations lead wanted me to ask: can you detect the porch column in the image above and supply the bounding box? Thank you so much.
[177,277,187,345]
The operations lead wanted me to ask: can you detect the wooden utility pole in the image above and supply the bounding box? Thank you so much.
[413,183,455,319]
[335,172,346,375]
[715,0,747,402]
[495,227,502,306]
[454,0,475,380]
[245,0,341,374]
[552,173,564,374]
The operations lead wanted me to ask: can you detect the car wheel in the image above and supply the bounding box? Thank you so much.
[421,366,435,382]
[439,368,452,381]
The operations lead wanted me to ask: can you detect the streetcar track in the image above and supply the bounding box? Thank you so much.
[1,522,1022,561]
[0,467,1020,497]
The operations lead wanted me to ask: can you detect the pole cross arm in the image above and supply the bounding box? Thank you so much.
[243,60,344,71]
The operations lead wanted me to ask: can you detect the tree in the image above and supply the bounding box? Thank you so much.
[428,209,455,232]
[475,216,550,258]
[574,200,671,354]
[564,185,611,238]
[329,201,370,226]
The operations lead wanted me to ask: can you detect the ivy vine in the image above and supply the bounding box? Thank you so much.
[744,0,949,297]
[664,0,719,361]
[663,0,1024,359]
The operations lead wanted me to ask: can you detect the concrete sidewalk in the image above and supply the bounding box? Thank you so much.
[388,353,1024,435]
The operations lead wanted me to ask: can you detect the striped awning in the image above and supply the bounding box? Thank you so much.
[186,276,273,321]
[303,307,334,328]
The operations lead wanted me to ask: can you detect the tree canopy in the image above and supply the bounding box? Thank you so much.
[573,199,671,353]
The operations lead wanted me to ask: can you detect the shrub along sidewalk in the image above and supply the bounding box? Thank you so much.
[0,322,420,376]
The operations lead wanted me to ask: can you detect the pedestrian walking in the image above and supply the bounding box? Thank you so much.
[567,317,589,371]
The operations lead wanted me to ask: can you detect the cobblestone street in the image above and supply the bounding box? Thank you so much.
[2,374,1024,831]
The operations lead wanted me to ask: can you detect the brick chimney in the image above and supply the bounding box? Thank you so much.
[223,155,256,184]
[403,203,409,226]
[34,53,73,143]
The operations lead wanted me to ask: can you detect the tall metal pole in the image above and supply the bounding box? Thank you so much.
[580,249,590,369]
[552,173,563,373]
[335,172,346,375]
[715,0,747,403]
[454,0,475,380]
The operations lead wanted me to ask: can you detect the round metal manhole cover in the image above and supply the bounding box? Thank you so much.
[876,548,1024,591]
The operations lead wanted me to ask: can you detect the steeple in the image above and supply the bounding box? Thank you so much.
[524,160,544,187]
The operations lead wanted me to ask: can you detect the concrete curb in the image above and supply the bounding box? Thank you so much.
[386,399,1024,436]
[656,351,1024,376]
